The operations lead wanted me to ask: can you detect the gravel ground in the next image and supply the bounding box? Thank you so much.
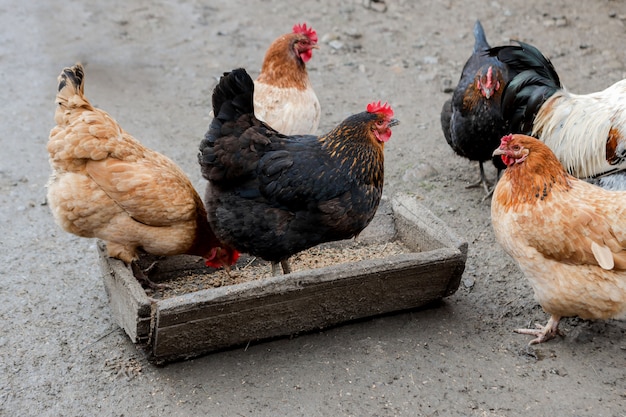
[1,1,625,416]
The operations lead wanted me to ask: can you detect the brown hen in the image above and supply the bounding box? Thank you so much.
[47,64,238,286]
[491,134,626,344]
[253,22,320,135]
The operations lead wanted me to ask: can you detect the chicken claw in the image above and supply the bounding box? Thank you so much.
[514,315,563,345]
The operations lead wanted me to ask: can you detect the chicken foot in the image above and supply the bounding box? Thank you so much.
[465,162,492,196]
[514,315,563,344]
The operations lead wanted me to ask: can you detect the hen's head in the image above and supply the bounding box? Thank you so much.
[291,23,318,63]
[475,66,501,99]
[493,134,564,169]
[205,246,240,272]
[492,135,572,202]
[367,101,399,143]
[493,134,527,166]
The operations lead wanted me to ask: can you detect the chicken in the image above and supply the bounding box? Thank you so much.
[441,20,512,196]
[199,68,398,275]
[490,41,626,189]
[47,64,239,286]
[253,22,320,135]
[491,134,626,344]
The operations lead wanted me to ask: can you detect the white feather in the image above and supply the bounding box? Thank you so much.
[253,82,321,135]
[532,79,626,179]
[591,241,615,270]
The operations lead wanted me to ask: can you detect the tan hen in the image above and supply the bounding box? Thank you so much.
[491,134,626,344]
[47,64,238,286]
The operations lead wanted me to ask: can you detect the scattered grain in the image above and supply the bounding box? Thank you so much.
[146,240,411,299]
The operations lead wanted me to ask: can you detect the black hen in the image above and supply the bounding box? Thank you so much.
[441,20,513,196]
[199,68,398,274]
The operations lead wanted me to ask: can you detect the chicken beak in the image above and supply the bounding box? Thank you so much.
[388,118,400,128]
[492,148,505,157]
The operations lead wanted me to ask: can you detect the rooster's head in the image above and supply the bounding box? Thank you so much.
[476,66,501,99]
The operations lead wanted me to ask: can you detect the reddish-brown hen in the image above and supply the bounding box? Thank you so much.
[491,134,626,344]
[199,68,397,275]
[253,22,320,135]
[47,64,238,284]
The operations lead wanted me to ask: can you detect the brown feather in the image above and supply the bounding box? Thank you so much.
[47,64,238,268]
[492,134,626,325]
[255,33,310,90]
[253,27,320,135]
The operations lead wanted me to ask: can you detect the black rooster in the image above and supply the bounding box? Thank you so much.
[441,20,514,196]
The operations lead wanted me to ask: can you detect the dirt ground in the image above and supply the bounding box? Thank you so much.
[2,0,625,416]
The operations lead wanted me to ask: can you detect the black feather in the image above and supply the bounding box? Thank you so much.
[440,20,514,193]
[211,68,255,119]
[198,67,388,267]
[488,41,561,135]
[58,64,84,92]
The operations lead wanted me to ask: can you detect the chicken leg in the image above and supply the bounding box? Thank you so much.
[130,260,170,290]
[271,259,292,275]
[514,315,563,344]
[466,162,504,200]
[465,161,492,194]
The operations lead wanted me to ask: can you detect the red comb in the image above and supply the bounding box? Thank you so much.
[293,23,318,43]
[205,247,240,269]
[500,134,514,147]
[366,101,394,118]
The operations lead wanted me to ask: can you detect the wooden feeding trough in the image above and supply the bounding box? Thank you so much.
[98,193,467,364]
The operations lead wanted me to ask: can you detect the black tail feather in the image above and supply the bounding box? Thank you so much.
[505,73,560,134]
[489,41,561,134]
[472,20,489,52]
[488,41,560,87]
[199,68,256,182]
[211,68,255,122]
[57,63,85,96]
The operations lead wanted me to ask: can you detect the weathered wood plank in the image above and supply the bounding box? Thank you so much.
[151,250,465,361]
[97,241,152,344]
